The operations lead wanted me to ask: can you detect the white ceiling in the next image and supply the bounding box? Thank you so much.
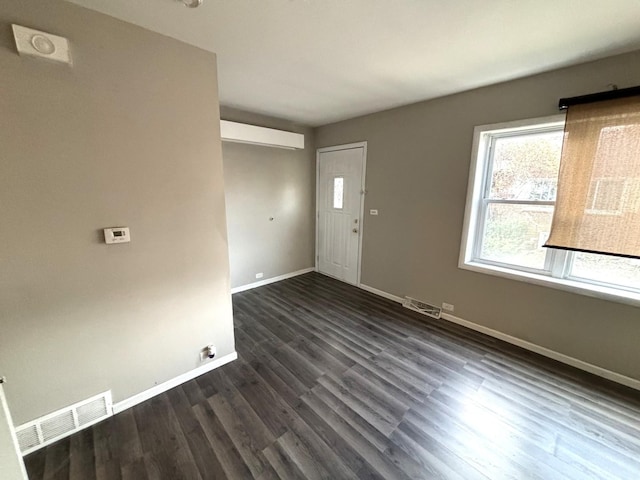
[66,0,640,126]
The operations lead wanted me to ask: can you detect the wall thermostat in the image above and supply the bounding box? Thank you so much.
[104,227,130,244]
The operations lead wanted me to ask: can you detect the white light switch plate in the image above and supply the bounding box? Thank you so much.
[370,209,379,215]
[12,25,72,65]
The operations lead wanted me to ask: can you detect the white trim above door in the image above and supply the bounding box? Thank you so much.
[316,142,367,286]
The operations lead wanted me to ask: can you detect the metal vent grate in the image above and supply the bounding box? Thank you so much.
[16,425,39,452]
[41,410,75,442]
[14,391,112,455]
[77,396,108,426]
[403,296,442,319]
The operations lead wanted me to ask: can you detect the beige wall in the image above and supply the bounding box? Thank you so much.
[0,0,234,424]
[316,50,640,382]
[221,107,315,289]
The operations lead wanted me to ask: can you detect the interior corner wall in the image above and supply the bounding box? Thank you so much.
[220,107,315,289]
[0,0,234,425]
[315,50,640,383]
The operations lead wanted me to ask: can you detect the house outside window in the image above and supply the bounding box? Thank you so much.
[459,115,640,305]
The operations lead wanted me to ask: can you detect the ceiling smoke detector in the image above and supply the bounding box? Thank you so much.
[181,0,202,7]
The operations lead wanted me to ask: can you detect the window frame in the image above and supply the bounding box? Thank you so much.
[459,115,640,307]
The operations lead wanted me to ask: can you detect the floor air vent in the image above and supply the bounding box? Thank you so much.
[15,391,112,455]
[403,296,442,319]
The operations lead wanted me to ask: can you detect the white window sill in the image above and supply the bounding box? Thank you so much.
[460,260,640,308]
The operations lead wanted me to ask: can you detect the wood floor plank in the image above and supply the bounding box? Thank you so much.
[24,272,640,480]
[42,439,71,480]
[207,388,275,478]
[262,437,307,480]
[180,379,207,406]
[69,428,96,480]
[192,400,254,479]
[300,390,412,480]
[317,372,401,437]
[120,458,148,480]
[276,430,348,480]
[223,359,295,438]
[165,387,227,479]
[24,445,46,479]
[311,384,390,453]
[134,394,202,480]
[95,459,122,480]
[387,427,479,480]
[112,408,143,467]
[92,417,119,470]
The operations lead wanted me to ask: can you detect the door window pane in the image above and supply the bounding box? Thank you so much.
[489,132,563,201]
[333,177,344,209]
[570,252,640,290]
[480,203,553,270]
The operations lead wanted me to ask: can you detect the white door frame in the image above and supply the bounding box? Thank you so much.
[315,141,368,286]
[0,382,28,480]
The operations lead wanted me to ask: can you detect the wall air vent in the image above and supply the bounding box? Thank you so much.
[15,391,112,455]
[403,296,442,319]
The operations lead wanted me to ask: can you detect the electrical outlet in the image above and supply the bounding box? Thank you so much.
[442,302,454,312]
[200,344,216,362]
[256,272,263,279]
[199,349,208,362]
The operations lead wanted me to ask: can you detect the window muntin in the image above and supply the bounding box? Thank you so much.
[461,116,640,304]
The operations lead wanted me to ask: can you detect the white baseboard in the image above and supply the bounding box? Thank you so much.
[359,283,640,392]
[231,267,315,294]
[112,351,237,414]
[359,283,404,303]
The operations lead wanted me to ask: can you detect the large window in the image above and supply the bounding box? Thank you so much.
[460,115,640,305]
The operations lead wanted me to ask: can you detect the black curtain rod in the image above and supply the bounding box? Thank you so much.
[558,85,640,110]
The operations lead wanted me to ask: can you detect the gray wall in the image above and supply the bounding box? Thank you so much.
[221,107,315,289]
[0,0,234,424]
[316,50,640,382]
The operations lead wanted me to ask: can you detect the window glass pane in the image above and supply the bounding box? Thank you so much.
[480,203,553,270]
[489,131,563,201]
[333,177,344,209]
[570,252,640,290]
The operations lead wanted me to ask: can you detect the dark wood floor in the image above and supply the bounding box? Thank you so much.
[25,272,640,479]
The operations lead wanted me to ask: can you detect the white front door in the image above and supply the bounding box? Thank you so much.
[0,383,27,480]
[317,143,366,285]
